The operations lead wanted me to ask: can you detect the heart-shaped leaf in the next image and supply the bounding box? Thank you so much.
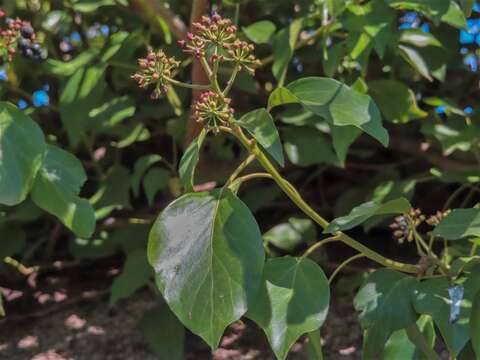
[247,256,330,360]
[148,188,265,348]
[0,102,46,206]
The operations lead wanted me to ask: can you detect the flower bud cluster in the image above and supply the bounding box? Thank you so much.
[0,11,46,62]
[390,208,426,244]
[131,49,180,99]
[426,209,451,226]
[192,91,234,130]
[178,13,261,74]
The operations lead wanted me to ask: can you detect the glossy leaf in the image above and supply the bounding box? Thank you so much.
[432,208,480,240]
[324,198,411,233]
[31,145,95,238]
[247,257,330,360]
[237,108,284,166]
[270,77,389,147]
[140,304,185,360]
[148,189,265,348]
[399,45,433,81]
[0,102,46,206]
[179,129,207,192]
[110,249,153,304]
[354,269,418,359]
[243,20,276,44]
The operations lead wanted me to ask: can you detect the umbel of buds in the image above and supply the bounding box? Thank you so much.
[192,91,234,131]
[178,13,261,74]
[132,49,180,99]
[426,209,451,226]
[390,208,426,244]
[0,11,47,63]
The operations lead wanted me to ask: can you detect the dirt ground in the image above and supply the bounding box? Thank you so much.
[0,261,363,360]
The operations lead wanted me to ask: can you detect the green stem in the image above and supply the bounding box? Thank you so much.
[225,154,256,186]
[328,254,365,283]
[231,125,419,274]
[223,64,240,96]
[302,236,340,259]
[405,323,440,360]
[166,77,212,90]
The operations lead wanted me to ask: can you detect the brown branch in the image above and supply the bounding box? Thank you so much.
[184,0,210,148]
[128,0,188,40]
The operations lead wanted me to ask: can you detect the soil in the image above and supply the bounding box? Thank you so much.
[0,260,363,360]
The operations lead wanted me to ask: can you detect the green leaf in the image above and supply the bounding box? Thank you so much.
[272,18,303,83]
[148,189,265,348]
[324,198,411,233]
[368,79,427,123]
[31,145,95,238]
[247,257,330,360]
[432,208,480,240]
[139,304,185,360]
[131,154,163,197]
[59,65,107,146]
[243,20,276,44]
[399,45,433,81]
[263,217,316,251]
[92,165,132,210]
[268,87,298,110]
[272,77,389,147]
[237,108,284,166]
[71,0,116,12]
[385,0,450,21]
[283,126,338,167]
[400,29,442,48]
[179,129,207,192]
[89,96,136,130]
[0,102,46,206]
[354,269,418,359]
[110,249,153,305]
[470,290,480,358]
[143,167,170,206]
[457,0,475,17]
[305,330,324,360]
[441,1,468,28]
[330,125,362,167]
[412,276,480,356]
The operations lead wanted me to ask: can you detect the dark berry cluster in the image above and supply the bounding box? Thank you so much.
[0,10,46,63]
[131,49,180,99]
[389,208,426,244]
[192,91,234,131]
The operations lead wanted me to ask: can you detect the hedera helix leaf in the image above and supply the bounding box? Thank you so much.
[237,108,285,167]
[354,269,418,359]
[412,270,480,356]
[243,20,276,44]
[324,197,411,233]
[247,256,330,360]
[148,188,265,348]
[31,145,96,239]
[268,77,389,147]
[271,18,303,84]
[179,128,207,192]
[432,208,480,240]
[0,102,46,206]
